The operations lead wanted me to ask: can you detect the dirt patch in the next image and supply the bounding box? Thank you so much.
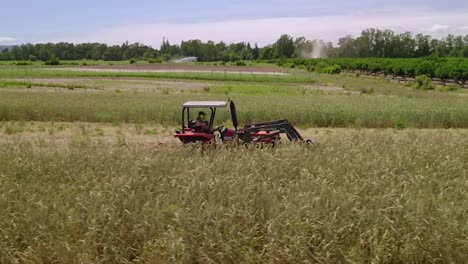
[5,78,211,92]
[300,85,360,94]
[49,64,290,75]
[0,87,101,93]
[0,122,179,147]
[86,63,283,72]
[3,122,468,149]
[2,123,467,149]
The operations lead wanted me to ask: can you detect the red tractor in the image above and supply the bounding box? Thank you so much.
[174,100,312,145]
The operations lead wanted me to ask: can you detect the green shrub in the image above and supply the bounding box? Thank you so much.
[318,64,342,75]
[95,127,104,136]
[394,120,406,130]
[235,60,246,66]
[144,128,158,135]
[412,75,435,90]
[148,58,163,64]
[437,86,458,92]
[44,56,60,66]
[276,57,287,67]
[360,87,375,94]
[15,61,32,66]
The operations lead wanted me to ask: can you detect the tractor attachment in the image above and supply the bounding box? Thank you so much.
[237,119,306,143]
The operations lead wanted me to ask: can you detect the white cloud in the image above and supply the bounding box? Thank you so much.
[50,8,468,47]
[425,24,450,34]
[0,37,16,44]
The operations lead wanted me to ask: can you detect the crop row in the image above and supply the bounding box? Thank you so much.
[291,57,468,85]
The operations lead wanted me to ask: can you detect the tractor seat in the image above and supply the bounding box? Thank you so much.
[188,120,196,129]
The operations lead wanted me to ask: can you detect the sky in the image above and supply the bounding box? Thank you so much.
[1,0,468,47]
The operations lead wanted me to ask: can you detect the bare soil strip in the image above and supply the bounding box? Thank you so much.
[81,63,285,72]
[47,66,291,75]
[2,122,467,147]
[5,77,209,91]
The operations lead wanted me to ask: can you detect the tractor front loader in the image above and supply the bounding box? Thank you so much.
[237,119,314,144]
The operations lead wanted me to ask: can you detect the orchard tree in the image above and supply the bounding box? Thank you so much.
[435,65,451,86]
[392,65,404,77]
[450,62,468,86]
[415,61,436,78]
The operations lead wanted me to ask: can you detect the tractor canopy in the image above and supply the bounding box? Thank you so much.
[182,101,228,108]
[180,100,237,130]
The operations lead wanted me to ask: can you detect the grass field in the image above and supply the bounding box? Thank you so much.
[0,128,467,263]
[1,63,467,128]
[0,68,302,82]
[2,91,468,128]
[0,63,467,263]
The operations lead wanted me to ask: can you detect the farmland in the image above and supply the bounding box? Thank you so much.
[1,63,468,128]
[0,62,467,263]
[287,57,468,87]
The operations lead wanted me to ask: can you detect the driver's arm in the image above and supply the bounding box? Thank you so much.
[196,120,209,129]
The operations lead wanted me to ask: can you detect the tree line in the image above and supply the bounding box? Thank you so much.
[1,28,467,62]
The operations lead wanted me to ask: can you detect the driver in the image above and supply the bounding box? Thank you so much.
[195,111,209,131]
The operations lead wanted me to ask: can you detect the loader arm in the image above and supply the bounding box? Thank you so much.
[240,119,304,142]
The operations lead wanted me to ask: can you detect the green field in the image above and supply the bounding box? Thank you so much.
[1,64,467,128]
[0,63,467,263]
[2,91,468,128]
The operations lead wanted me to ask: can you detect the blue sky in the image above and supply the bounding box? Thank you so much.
[2,0,468,47]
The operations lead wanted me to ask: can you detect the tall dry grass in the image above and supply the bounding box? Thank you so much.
[1,91,468,128]
[0,129,467,263]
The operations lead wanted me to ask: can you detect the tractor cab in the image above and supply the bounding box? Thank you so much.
[174,100,238,144]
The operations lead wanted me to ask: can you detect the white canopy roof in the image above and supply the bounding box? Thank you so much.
[183,101,228,108]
